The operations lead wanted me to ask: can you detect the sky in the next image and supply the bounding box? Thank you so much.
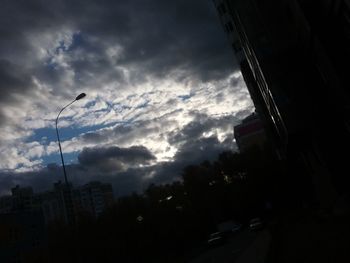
[0,0,254,196]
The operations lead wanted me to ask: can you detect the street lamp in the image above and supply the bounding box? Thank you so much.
[55,93,86,185]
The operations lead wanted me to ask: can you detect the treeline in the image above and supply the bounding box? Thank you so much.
[48,146,286,263]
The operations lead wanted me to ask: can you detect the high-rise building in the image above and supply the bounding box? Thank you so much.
[214,0,350,208]
[74,181,114,218]
[11,185,42,212]
[234,113,267,152]
[0,211,49,263]
[0,195,14,214]
[1,181,114,224]
[0,186,41,214]
[54,181,76,224]
[40,181,114,223]
[40,182,70,224]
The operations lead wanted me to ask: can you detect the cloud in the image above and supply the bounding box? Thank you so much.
[168,111,241,145]
[0,0,236,102]
[0,110,249,197]
[0,0,255,195]
[0,0,243,139]
[0,144,156,196]
[78,145,156,172]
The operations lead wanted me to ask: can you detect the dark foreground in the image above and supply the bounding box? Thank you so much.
[190,207,350,263]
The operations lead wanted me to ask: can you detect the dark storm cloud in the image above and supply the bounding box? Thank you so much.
[136,131,238,189]
[113,0,235,82]
[0,164,142,197]
[81,131,107,144]
[168,111,241,145]
[60,0,234,81]
[0,111,242,196]
[0,0,67,94]
[145,136,237,188]
[127,113,243,186]
[163,112,241,172]
[0,138,229,198]
[0,145,157,196]
[80,109,244,148]
[0,167,62,196]
[0,0,239,139]
[0,60,31,100]
[174,136,234,165]
[78,145,156,169]
[80,110,181,145]
[0,59,33,123]
[0,0,236,94]
[77,111,245,184]
[0,0,247,196]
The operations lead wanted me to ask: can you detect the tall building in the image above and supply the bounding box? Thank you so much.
[74,181,114,218]
[1,181,114,225]
[234,113,267,152]
[214,0,350,208]
[40,182,70,224]
[0,187,49,262]
[40,181,114,223]
[0,186,41,214]
[11,185,41,212]
[0,211,49,263]
[0,195,14,214]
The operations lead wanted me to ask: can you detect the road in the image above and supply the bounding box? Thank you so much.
[189,228,270,263]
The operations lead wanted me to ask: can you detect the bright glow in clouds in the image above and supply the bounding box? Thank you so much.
[0,68,252,170]
[64,71,249,156]
[0,0,255,196]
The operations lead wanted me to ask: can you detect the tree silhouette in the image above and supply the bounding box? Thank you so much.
[46,146,287,262]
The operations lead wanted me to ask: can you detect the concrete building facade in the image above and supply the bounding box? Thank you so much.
[214,0,350,208]
[0,181,114,224]
[234,113,267,153]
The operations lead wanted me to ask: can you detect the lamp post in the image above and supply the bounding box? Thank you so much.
[55,93,86,185]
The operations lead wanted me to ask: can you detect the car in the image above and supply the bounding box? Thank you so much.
[207,231,229,247]
[249,217,264,231]
[217,220,242,235]
[230,223,242,233]
[206,222,243,247]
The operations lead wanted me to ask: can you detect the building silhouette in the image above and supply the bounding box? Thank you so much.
[0,187,48,263]
[73,181,114,218]
[0,182,114,262]
[0,212,49,263]
[41,181,114,223]
[214,0,350,208]
[40,181,75,224]
[0,182,114,224]
[234,112,266,152]
[0,186,41,214]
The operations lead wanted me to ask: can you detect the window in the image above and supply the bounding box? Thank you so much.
[232,41,242,52]
[341,0,350,38]
[32,237,40,248]
[12,254,22,263]
[225,21,234,33]
[217,3,227,16]
[10,228,20,243]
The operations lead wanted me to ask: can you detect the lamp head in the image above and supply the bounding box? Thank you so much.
[75,93,86,100]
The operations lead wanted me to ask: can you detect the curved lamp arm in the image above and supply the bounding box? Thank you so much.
[55,93,86,185]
